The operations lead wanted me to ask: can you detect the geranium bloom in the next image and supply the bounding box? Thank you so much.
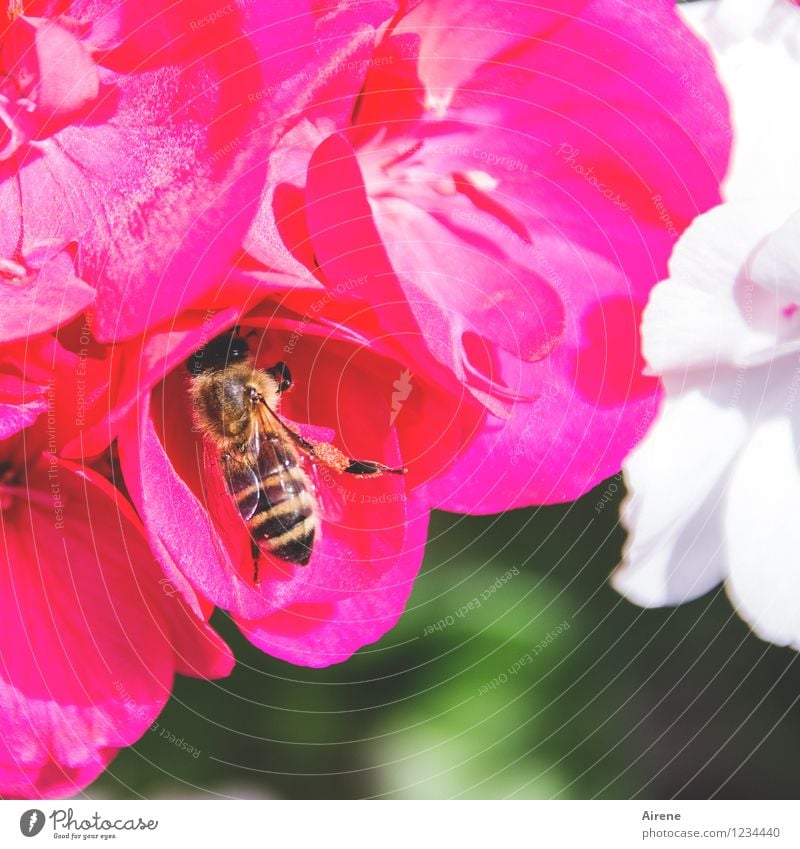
[115,307,430,667]
[0,0,269,343]
[0,335,232,799]
[245,0,730,510]
[115,0,730,668]
[614,0,800,649]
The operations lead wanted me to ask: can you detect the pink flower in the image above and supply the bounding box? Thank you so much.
[115,310,429,667]
[0,0,270,343]
[9,323,112,435]
[112,1,731,668]
[246,0,731,511]
[0,434,232,799]
[0,324,230,798]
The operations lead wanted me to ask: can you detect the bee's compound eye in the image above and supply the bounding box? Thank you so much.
[269,361,293,393]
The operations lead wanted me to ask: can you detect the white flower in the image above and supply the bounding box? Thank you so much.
[679,0,800,199]
[613,0,800,649]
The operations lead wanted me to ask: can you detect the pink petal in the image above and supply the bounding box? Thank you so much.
[389,0,730,228]
[4,0,279,343]
[305,133,565,416]
[0,246,95,343]
[0,401,47,438]
[0,370,49,439]
[0,325,114,453]
[118,389,262,620]
[390,0,588,100]
[251,0,401,132]
[422,258,664,511]
[0,454,231,798]
[237,497,429,668]
[65,306,241,458]
[1,16,99,135]
[0,751,114,800]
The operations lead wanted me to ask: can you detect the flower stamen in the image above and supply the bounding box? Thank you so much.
[0,257,30,285]
[6,0,24,21]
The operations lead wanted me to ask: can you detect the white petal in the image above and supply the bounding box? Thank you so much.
[750,209,800,302]
[712,2,800,199]
[725,413,800,648]
[643,199,800,374]
[614,383,747,607]
[680,0,800,200]
[676,0,717,36]
[705,0,783,48]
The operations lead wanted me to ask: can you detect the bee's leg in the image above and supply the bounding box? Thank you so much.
[343,459,407,476]
[312,442,407,476]
[264,408,407,475]
[251,539,261,585]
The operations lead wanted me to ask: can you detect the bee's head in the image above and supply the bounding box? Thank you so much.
[186,330,250,375]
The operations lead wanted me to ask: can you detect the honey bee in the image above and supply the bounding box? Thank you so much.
[187,329,405,582]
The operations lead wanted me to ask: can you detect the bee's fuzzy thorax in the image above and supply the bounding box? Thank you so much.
[189,361,280,454]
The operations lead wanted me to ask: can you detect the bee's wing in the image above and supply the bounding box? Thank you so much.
[255,401,344,524]
[219,453,261,521]
[253,402,308,493]
[305,455,345,524]
[193,438,256,574]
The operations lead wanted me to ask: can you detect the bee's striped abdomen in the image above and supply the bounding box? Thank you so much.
[245,441,316,566]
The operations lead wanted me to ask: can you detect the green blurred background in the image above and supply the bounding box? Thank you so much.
[87,482,800,800]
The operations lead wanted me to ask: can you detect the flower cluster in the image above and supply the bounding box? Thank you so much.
[0,0,728,797]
